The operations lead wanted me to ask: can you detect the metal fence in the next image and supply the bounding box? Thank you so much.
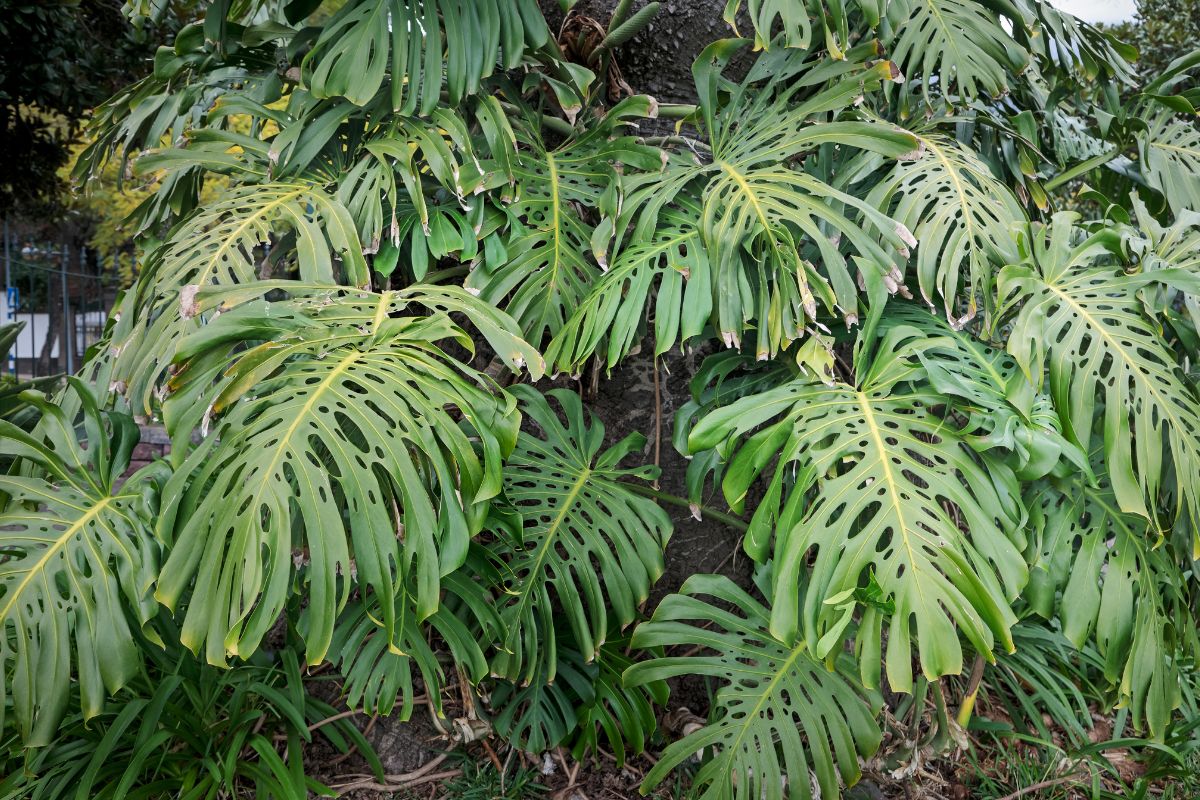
[3,223,120,380]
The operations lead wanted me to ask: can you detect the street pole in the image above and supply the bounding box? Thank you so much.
[61,242,73,374]
[3,217,12,375]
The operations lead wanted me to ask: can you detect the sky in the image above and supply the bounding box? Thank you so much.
[1050,0,1137,24]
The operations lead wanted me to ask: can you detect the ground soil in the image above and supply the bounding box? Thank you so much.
[538,0,739,105]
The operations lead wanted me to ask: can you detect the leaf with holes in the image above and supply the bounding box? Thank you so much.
[465,96,664,348]
[863,132,1025,325]
[154,286,538,667]
[998,213,1200,553]
[0,381,164,745]
[106,182,369,415]
[302,0,549,112]
[688,320,1028,691]
[627,575,882,800]
[1025,462,1187,738]
[486,385,671,686]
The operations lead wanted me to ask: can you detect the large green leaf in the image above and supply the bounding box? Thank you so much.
[589,43,919,361]
[489,637,666,760]
[340,98,517,250]
[1129,199,1200,347]
[73,14,279,190]
[154,286,539,667]
[489,646,593,754]
[107,182,369,415]
[466,97,664,348]
[571,638,667,765]
[329,549,503,719]
[719,0,817,50]
[877,305,1086,480]
[303,0,550,113]
[885,0,1030,104]
[627,575,882,800]
[1139,110,1200,214]
[998,213,1200,553]
[688,319,1027,691]
[863,131,1025,324]
[545,195,710,373]
[689,44,918,356]
[1025,462,1187,738]
[0,382,163,745]
[487,386,671,685]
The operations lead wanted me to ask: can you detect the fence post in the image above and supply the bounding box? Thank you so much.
[3,217,12,376]
[61,242,73,375]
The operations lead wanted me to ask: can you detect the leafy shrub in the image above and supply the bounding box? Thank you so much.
[3,0,1200,797]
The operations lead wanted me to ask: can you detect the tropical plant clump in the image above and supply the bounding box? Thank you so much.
[3,0,1200,797]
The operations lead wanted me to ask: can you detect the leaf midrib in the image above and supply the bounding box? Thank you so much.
[1045,280,1193,446]
[856,391,931,620]
[0,495,123,622]
[191,185,308,287]
[721,639,807,763]
[505,462,592,641]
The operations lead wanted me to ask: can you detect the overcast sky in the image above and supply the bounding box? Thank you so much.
[1050,0,1137,24]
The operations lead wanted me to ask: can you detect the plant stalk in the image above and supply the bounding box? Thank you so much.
[621,480,749,532]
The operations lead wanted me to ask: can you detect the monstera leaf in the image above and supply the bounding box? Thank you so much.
[303,0,550,112]
[466,96,664,348]
[863,132,1025,325]
[489,646,594,754]
[686,42,918,356]
[627,575,882,800]
[154,286,540,667]
[489,637,665,760]
[1129,199,1200,345]
[0,382,165,745]
[572,639,667,765]
[329,548,503,719]
[107,182,369,414]
[1025,463,1187,738]
[486,386,671,686]
[688,319,1028,691]
[545,192,710,373]
[1139,109,1200,215]
[998,214,1200,552]
[340,99,517,250]
[876,306,1086,480]
[885,0,1031,104]
[570,43,919,362]
[719,0,812,49]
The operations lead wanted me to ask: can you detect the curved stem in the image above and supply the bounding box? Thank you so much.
[620,480,749,532]
[643,135,713,152]
[656,103,699,119]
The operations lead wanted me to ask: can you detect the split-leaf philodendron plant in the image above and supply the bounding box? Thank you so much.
[4,0,1200,796]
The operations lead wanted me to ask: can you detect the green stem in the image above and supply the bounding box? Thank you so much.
[1043,145,1122,192]
[643,135,712,152]
[656,103,699,120]
[620,481,749,532]
[538,114,578,138]
[929,679,954,752]
[956,653,986,729]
